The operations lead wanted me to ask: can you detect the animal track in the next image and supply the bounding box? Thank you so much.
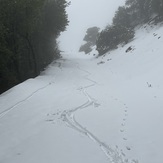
[110,97,130,145]
[126,146,131,150]
[46,110,63,124]
[121,123,125,126]
[117,102,132,154]
[58,70,137,163]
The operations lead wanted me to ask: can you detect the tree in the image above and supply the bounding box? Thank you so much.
[150,0,163,20]
[125,0,163,23]
[0,0,69,94]
[83,27,100,45]
[95,0,163,57]
[79,26,100,54]
[96,25,134,55]
[113,6,132,28]
[125,0,150,24]
[79,42,92,54]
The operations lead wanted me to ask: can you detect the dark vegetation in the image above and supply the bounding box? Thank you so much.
[96,25,134,55]
[0,0,69,94]
[79,26,100,54]
[96,0,163,55]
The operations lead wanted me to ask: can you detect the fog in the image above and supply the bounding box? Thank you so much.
[59,0,125,52]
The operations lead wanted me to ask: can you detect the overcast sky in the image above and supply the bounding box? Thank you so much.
[59,0,125,52]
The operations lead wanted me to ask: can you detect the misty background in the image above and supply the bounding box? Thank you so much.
[59,0,125,52]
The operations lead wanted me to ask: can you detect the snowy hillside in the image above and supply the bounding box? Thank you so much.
[0,24,163,163]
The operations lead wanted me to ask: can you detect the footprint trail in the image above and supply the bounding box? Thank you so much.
[48,64,138,163]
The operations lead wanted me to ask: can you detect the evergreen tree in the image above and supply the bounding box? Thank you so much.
[125,0,163,23]
[79,26,100,54]
[150,0,163,20]
[96,25,134,55]
[113,6,132,28]
[96,0,163,57]
[83,27,100,45]
[79,43,92,54]
[0,0,69,94]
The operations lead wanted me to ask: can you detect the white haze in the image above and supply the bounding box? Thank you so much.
[59,0,125,52]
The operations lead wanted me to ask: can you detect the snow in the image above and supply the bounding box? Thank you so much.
[0,24,163,163]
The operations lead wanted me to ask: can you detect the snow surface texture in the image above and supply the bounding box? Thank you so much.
[0,24,163,163]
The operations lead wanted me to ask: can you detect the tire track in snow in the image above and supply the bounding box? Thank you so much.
[60,64,138,163]
[0,83,51,119]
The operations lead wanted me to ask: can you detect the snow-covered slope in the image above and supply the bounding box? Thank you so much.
[0,24,163,163]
